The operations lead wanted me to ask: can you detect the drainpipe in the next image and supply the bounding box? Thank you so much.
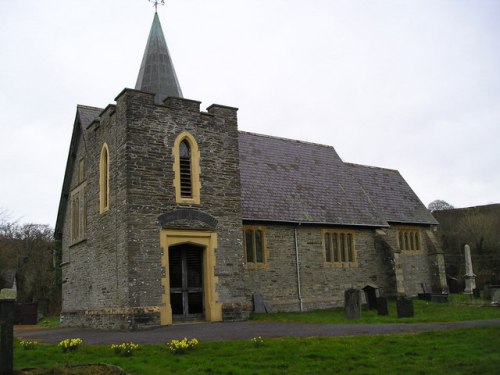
[294,225,303,312]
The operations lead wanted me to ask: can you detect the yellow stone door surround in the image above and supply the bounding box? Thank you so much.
[160,229,222,325]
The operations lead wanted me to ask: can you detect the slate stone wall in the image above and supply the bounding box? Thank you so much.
[244,225,396,312]
[383,227,437,296]
[61,90,247,328]
[61,105,129,326]
[243,224,447,311]
[117,91,246,317]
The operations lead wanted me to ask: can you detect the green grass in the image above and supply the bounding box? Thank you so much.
[250,295,500,324]
[37,317,60,328]
[15,327,500,374]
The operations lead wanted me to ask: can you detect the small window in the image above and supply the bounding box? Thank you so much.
[100,144,110,213]
[398,227,421,251]
[70,183,86,244]
[323,229,356,266]
[243,226,266,266]
[179,140,192,198]
[173,132,200,204]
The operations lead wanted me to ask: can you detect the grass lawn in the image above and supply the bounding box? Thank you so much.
[15,295,500,374]
[250,295,500,324]
[15,326,500,374]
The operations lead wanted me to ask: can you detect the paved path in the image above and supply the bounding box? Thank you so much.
[14,319,500,345]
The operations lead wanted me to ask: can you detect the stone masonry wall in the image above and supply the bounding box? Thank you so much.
[383,226,435,296]
[244,225,396,312]
[115,90,246,318]
[61,105,129,328]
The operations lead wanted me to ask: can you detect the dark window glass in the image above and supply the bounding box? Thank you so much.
[325,233,331,262]
[255,230,264,263]
[245,230,254,263]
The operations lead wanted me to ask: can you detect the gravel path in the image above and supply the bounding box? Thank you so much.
[14,319,500,345]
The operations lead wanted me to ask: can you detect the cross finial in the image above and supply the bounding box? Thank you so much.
[149,0,165,13]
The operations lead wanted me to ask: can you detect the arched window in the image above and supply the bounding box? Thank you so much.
[100,143,110,213]
[173,132,200,204]
[179,140,192,198]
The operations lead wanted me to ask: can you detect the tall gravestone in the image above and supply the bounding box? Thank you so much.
[396,297,414,318]
[464,244,476,294]
[344,289,361,320]
[376,297,389,316]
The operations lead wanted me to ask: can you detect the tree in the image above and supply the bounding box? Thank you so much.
[428,199,454,212]
[0,216,61,315]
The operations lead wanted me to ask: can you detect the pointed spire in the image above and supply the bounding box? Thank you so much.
[135,12,183,103]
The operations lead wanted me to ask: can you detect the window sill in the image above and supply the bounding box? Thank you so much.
[324,262,358,269]
[245,263,269,270]
[400,250,424,256]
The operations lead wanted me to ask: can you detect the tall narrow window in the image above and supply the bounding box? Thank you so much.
[100,143,110,213]
[70,183,86,244]
[173,132,200,204]
[179,140,192,198]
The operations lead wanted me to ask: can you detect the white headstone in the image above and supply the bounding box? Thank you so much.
[464,244,476,294]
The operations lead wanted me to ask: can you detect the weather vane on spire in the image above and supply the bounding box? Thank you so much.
[149,0,165,13]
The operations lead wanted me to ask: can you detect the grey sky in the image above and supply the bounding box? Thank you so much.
[1,0,499,226]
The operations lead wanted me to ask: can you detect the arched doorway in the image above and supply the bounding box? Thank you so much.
[159,229,221,325]
[169,244,204,320]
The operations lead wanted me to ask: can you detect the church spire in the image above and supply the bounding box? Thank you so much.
[135,11,183,103]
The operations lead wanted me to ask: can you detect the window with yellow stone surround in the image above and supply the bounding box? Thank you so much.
[398,227,421,251]
[173,132,200,204]
[243,226,267,267]
[322,229,357,266]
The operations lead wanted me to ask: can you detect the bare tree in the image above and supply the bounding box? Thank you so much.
[428,199,454,212]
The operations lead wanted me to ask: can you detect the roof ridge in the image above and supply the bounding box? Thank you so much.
[346,161,398,173]
[77,104,103,111]
[239,130,335,149]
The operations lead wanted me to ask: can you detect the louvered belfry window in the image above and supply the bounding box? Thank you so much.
[179,140,192,198]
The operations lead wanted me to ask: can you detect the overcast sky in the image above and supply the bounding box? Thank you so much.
[1,0,499,226]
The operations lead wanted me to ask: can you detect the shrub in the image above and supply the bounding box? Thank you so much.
[166,338,199,354]
[20,340,38,350]
[58,338,83,352]
[251,336,264,348]
[111,342,140,357]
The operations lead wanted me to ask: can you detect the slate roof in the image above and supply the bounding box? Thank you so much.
[56,107,437,232]
[135,12,183,103]
[77,105,102,128]
[55,105,103,238]
[238,132,387,226]
[346,163,438,225]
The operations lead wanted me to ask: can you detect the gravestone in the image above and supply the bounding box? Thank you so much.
[463,244,476,294]
[344,289,361,320]
[396,297,414,318]
[491,289,500,305]
[253,294,272,313]
[376,297,389,316]
[362,285,379,310]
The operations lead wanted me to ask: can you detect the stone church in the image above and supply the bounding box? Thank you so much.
[55,12,447,329]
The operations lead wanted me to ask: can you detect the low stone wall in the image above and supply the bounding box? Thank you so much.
[61,307,161,330]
